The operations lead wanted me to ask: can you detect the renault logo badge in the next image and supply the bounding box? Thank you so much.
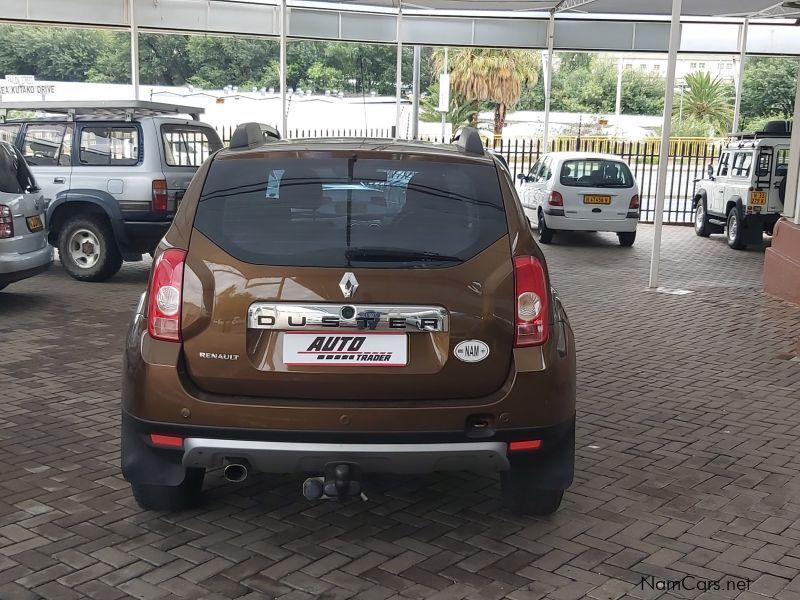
[339,272,359,299]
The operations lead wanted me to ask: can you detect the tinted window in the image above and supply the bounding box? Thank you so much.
[560,159,633,188]
[0,142,38,194]
[161,125,222,167]
[195,156,508,268]
[79,127,139,166]
[23,123,66,166]
[0,124,20,146]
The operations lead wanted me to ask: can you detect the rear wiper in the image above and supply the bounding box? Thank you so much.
[345,247,464,263]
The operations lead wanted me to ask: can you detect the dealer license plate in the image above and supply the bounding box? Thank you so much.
[283,333,408,366]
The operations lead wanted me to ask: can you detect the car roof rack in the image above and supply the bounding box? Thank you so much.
[453,127,485,156]
[729,119,792,141]
[0,100,204,123]
[229,122,281,150]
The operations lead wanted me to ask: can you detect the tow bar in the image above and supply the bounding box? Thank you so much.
[303,463,367,502]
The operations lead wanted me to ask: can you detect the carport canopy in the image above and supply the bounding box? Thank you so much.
[3,0,800,286]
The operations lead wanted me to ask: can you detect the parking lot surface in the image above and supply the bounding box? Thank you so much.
[1,225,799,600]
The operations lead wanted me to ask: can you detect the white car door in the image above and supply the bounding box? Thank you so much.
[518,159,542,209]
[20,123,73,207]
[709,152,730,215]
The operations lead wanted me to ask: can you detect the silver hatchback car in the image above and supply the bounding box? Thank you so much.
[0,142,52,291]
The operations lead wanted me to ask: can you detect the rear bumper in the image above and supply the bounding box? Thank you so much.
[0,244,53,284]
[183,437,510,474]
[543,213,637,233]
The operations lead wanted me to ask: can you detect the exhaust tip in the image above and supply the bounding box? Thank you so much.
[223,463,248,483]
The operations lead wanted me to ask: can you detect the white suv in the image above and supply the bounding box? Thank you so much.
[693,121,789,250]
[517,152,640,247]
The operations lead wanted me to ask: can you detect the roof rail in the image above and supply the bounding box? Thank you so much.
[229,122,281,150]
[0,100,204,123]
[453,127,485,156]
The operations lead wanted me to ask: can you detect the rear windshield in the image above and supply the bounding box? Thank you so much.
[194,156,507,267]
[560,159,634,188]
[162,125,222,167]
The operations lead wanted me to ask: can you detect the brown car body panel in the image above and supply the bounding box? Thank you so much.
[123,139,575,438]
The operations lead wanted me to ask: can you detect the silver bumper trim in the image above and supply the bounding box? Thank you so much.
[182,438,509,474]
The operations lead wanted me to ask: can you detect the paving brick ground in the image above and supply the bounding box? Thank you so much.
[1,224,799,600]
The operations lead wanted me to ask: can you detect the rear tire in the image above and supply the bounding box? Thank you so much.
[501,470,564,516]
[726,208,746,250]
[131,468,205,511]
[617,231,636,247]
[537,210,553,244]
[694,199,711,237]
[58,215,122,282]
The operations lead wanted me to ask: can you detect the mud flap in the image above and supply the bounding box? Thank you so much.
[506,417,575,490]
[121,413,191,487]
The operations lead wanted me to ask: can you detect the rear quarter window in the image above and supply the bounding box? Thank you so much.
[161,125,222,167]
[194,156,508,268]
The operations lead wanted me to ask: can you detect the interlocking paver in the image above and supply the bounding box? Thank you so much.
[1,225,799,599]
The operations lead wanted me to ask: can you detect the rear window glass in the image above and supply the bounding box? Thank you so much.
[194,156,508,268]
[0,142,38,194]
[161,125,222,167]
[560,159,633,188]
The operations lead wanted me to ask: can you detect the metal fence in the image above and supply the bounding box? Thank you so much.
[215,125,720,224]
[487,137,722,224]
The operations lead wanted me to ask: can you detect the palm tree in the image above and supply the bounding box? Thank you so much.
[676,71,733,135]
[434,48,539,137]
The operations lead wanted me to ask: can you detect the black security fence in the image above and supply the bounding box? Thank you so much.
[486,137,722,224]
[216,125,721,225]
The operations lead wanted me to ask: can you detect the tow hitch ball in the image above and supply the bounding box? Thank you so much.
[303,463,366,502]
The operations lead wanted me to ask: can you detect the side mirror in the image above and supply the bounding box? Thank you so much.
[517,173,527,181]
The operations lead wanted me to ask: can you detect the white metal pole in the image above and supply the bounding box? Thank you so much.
[542,10,555,151]
[129,0,139,100]
[732,18,749,133]
[280,0,288,136]
[615,55,623,116]
[395,2,403,140]
[648,0,681,289]
[441,47,448,142]
[785,65,800,223]
[411,45,421,140]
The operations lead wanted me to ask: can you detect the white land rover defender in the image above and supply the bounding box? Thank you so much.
[693,120,790,250]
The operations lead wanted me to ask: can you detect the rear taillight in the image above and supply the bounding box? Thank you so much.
[548,191,563,206]
[629,195,640,210]
[152,180,168,213]
[147,248,186,342]
[514,256,549,347]
[0,205,13,239]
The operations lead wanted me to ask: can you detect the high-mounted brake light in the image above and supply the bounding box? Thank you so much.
[548,191,564,206]
[0,205,13,239]
[514,256,549,347]
[152,179,168,213]
[147,248,186,342]
[629,195,640,210]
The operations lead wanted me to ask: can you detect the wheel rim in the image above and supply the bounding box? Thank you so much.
[68,229,101,269]
[695,203,704,229]
[728,213,738,242]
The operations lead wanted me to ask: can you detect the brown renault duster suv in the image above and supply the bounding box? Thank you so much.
[122,125,576,515]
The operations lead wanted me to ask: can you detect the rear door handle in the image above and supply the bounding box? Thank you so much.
[54,177,66,184]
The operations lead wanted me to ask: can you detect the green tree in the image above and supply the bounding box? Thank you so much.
[741,56,798,122]
[676,71,733,135]
[621,69,665,115]
[436,48,539,135]
[420,82,484,137]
